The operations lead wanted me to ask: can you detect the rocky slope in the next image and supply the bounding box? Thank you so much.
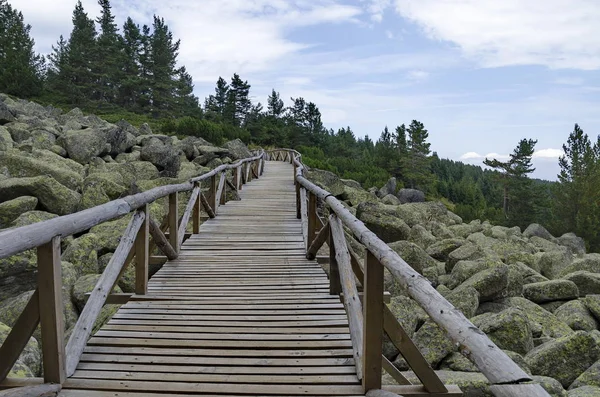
[308,168,600,397]
[0,95,252,377]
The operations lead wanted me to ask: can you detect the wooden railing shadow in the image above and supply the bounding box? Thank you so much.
[0,152,265,395]
[266,149,551,397]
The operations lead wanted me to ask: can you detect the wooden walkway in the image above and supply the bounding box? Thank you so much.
[59,161,365,396]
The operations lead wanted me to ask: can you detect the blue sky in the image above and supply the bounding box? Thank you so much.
[13,0,600,180]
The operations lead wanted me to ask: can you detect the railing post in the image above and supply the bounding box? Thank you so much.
[363,251,384,391]
[233,167,239,192]
[328,225,342,295]
[308,191,317,247]
[135,205,149,294]
[193,182,201,234]
[209,174,217,215]
[295,180,301,220]
[168,193,179,253]
[37,236,66,384]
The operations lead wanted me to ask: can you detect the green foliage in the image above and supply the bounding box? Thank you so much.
[0,0,45,96]
[553,124,600,251]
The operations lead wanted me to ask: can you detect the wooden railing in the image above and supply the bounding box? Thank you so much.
[0,151,265,392]
[266,149,551,397]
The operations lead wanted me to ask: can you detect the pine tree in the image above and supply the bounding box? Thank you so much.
[174,66,199,117]
[267,89,284,118]
[0,0,45,96]
[137,24,152,111]
[148,16,180,117]
[404,120,434,191]
[555,124,600,249]
[228,73,251,126]
[118,17,143,109]
[484,138,537,224]
[205,77,229,118]
[50,1,97,105]
[94,0,121,103]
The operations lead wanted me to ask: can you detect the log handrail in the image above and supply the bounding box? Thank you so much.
[0,150,265,390]
[268,148,550,397]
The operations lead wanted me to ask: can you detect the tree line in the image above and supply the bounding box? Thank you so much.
[1,0,198,117]
[2,0,600,251]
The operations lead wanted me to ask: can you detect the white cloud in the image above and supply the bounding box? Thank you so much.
[385,30,394,39]
[362,0,392,22]
[408,70,429,81]
[484,153,510,161]
[460,152,482,160]
[391,0,600,70]
[533,148,564,159]
[14,0,363,83]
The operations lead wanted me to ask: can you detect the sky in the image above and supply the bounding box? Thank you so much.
[12,0,600,180]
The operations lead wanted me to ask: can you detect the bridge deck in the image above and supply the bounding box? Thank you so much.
[59,161,365,396]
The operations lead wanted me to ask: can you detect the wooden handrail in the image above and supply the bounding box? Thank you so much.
[329,215,363,381]
[0,150,266,390]
[0,152,264,260]
[65,210,146,376]
[269,148,550,396]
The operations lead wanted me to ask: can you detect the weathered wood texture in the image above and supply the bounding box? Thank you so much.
[0,384,61,396]
[58,161,364,396]
[295,171,532,386]
[65,211,146,377]
[0,154,263,259]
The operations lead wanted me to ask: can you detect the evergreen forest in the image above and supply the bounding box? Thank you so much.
[2,0,600,251]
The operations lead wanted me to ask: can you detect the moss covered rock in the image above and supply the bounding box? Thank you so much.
[501,297,574,338]
[57,128,110,164]
[401,370,493,397]
[560,255,600,278]
[456,264,509,302]
[427,238,466,262]
[0,196,37,228]
[554,300,598,331]
[524,280,580,303]
[583,296,600,323]
[446,243,483,272]
[89,215,130,254]
[388,240,439,274]
[525,331,600,387]
[0,321,41,376]
[449,258,504,289]
[356,202,410,243]
[0,150,83,191]
[568,386,600,397]
[571,360,600,390]
[79,183,111,209]
[407,320,456,368]
[62,233,100,276]
[387,295,428,335]
[563,272,600,297]
[439,352,478,372]
[446,285,479,318]
[72,274,122,333]
[0,175,80,215]
[471,308,534,355]
[408,224,437,249]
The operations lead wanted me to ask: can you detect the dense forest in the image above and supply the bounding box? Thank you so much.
[2,0,600,251]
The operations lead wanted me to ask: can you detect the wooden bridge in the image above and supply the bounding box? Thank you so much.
[0,150,550,397]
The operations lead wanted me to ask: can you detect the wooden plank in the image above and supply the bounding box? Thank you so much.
[62,379,365,395]
[37,236,66,383]
[0,384,61,397]
[168,193,178,253]
[82,346,353,358]
[0,290,40,382]
[81,352,354,367]
[382,356,411,385]
[200,192,215,218]
[65,211,145,377]
[148,217,177,260]
[382,306,447,393]
[70,370,359,384]
[308,191,317,249]
[307,222,329,260]
[297,173,532,385]
[77,362,356,375]
[178,185,200,247]
[384,385,463,397]
[135,206,149,295]
[330,214,363,380]
[363,251,384,391]
[192,182,201,234]
[215,172,226,211]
